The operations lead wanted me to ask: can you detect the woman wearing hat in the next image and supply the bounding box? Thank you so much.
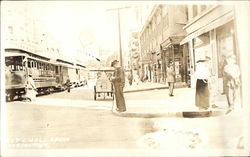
[195,56,211,110]
[110,60,126,112]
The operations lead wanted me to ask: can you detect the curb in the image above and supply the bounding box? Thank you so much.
[112,110,226,118]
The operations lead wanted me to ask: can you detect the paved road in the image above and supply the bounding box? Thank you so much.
[6,87,155,149]
[4,87,246,155]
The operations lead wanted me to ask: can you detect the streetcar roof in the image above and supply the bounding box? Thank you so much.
[5,52,27,57]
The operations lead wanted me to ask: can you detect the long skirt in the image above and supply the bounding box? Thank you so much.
[114,83,126,112]
[195,79,209,109]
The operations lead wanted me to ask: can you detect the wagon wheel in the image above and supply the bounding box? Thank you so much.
[94,86,96,100]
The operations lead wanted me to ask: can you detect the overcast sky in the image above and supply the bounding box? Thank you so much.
[2,1,140,57]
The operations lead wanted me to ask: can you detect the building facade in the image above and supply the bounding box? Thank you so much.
[139,5,189,84]
[128,31,140,76]
[180,5,237,95]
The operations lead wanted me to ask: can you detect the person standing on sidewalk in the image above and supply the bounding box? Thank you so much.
[223,54,241,114]
[111,60,126,112]
[166,62,176,96]
[127,70,133,86]
[195,56,211,110]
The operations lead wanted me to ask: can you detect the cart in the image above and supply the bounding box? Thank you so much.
[93,71,114,100]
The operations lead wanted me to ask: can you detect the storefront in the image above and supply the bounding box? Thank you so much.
[161,37,188,84]
[180,5,236,91]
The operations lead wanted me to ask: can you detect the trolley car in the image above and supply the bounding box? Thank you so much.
[5,48,88,101]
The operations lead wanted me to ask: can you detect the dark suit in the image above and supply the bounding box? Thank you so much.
[111,67,126,112]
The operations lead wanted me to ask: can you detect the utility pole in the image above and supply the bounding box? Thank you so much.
[106,6,130,67]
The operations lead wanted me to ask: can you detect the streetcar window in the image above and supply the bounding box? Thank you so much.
[28,61,31,68]
[31,62,34,68]
[55,66,59,74]
[34,62,37,68]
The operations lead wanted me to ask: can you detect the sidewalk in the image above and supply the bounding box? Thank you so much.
[114,83,229,118]
[124,81,187,93]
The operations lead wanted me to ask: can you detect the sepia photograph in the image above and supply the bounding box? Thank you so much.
[1,1,250,156]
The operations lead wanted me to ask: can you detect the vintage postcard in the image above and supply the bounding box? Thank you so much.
[1,1,250,156]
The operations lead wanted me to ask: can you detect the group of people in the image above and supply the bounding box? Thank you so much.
[22,55,240,115]
[110,60,177,113]
[110,52,240,114]
[195,53,240,114]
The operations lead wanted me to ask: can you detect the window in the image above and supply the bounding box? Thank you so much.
[201,5,207,12]
[152,20,155,31]
[28,61,31,68]
[193,5,198,17]
[55,66,59,74]
[156,12,161,25]
[162,5,168,17]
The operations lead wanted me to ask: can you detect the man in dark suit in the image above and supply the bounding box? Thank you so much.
[111,60,126,112]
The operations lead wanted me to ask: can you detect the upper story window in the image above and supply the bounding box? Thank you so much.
[156,13,161,25]
[162,5,168,17]
[152,19,156,31]
[201,5,207,12]
[193,5,198,18]
[149,23,152,35]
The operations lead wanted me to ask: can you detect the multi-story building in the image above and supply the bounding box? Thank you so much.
[1,3,61,60]
[180,5,237,94]
[139,5,189,84]
[128,31,140,75]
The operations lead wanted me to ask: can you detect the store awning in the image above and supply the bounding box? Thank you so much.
[161,36,184,49]
[180,11,234,45]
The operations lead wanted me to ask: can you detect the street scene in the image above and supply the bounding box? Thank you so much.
[1,1,250,157]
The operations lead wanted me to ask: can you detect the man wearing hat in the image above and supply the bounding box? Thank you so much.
[110,60,126,112]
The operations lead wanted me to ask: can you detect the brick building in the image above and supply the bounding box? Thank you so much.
[139,5,189,84]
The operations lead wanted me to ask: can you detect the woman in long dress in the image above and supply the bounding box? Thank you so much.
[195,57,211,110]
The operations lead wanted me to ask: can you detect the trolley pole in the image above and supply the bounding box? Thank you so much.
[106,6,130,67]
